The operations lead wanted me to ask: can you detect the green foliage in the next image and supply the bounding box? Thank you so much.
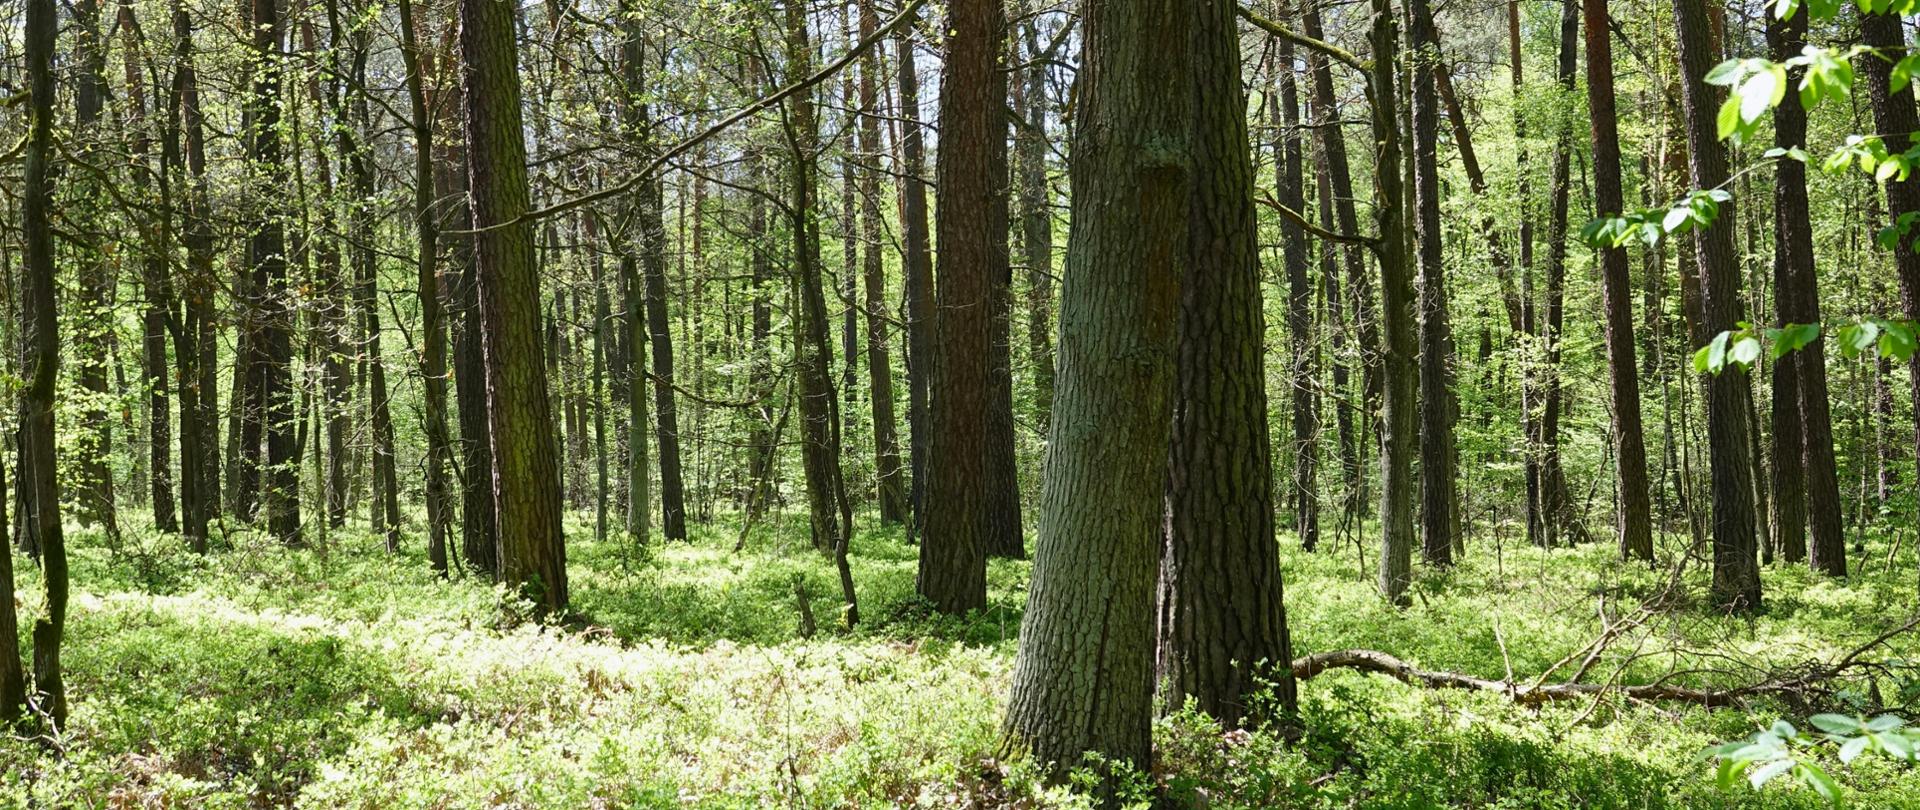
[1708,714,1920,805]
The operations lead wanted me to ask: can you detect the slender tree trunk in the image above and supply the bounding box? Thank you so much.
[1674,0,1762,611]
[1585,0,1655,562]
[398,0,451,573]
[1303,0,1378,518]
[247,0,300,545]
[1004,0,1188,781]
[1158,0,1296,728]
[1015,20,1055,430]
[17,0,65,727]
[1409,0,1456,565]
[898,13,935,544]
[71,0,118,536]
[783,0,858,625]
[1275,28,1320,553]
[1370,0,1416,604]
[119,0,179,535]
[461,0,568,612]
[860,0,907,526]
[169,0,217,549]
[642,173,688,542]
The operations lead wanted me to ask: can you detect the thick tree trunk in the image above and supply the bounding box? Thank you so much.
[920,0,1005,611]
[1861,10,1920,559]
[1674,0,1762,611]
[1158,0,1296,729]
[461,0,569,613]
[1004,0,1188,781]
[1585,0,1655,562]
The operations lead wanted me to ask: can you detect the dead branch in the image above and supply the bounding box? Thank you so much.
[1292,614,1920,709]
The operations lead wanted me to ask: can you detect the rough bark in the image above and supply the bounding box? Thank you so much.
[462,0,569,612]
[1004,0,1188,781]
[1586,0,1655,562]
[1674,0,1762,611]
[1158,0,1297,729]
[1015,20,1056,430]
[1409,0,1456,565]
[920,0,1004,612]
[1370,0,1416,605]
[398,0,452,573]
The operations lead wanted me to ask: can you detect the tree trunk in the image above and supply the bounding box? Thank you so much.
[919,0,1004,612]
[1158,0,1296,729]
[1766,12,1843,576]
[1015,21,1055,431]
[169,0,218,549]
[119,0,179,535]
[1409,0,1456,565]
[618,6,653,546]
[72,0,118,537]
[1861,10,1920,557]
[18,0,65,727]
[1303,0,1378,520]
[461,0,568,613]
[897,13,935,544]
[1584,0,1655,562]
[860,0,908,526]
[1275,25,1320,553]
[1003,0,1188,781]
[783,0,858,625]
[642,177,688,542]
[1674,0,1762,611]
[398,0,452,573]
[246,0,300,545]
[1370,0,1417,605]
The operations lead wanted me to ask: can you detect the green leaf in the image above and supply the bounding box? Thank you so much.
[1693,344,1714,374]
[1663,206,1694,234]
[1718,97,1744,141]
[1771,323,1822,357]
[1732,337,1763,367]
[1840,734,1871,763]
[1809,714,1859,734]
[1798,762,1841,802]
[1749,757,1797,788]
[1706,59,1745,86]
[1866,714,1904,733]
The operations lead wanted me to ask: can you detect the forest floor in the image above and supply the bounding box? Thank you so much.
[3,511,1920,808]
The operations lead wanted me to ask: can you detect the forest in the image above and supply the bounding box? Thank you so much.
[7,0,1920,804]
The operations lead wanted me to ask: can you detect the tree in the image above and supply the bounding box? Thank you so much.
[18,0,67,728]
[782,0,858,625]
[859,0,907,526]
[1014,17,1056,430]
[71,0,118,537]
[248,0,300,545]
[919,0,1005,612]
[461,0,568,612]
[1158,0,1296,729]
[397,0,453,574]
[1004,0,1188,781]
[1369,0,1416,605]
[1770,9,1843,576]
[167,0,219,550]
[1583,0,1655,562]
[1408,0,1457,565]
[118,0,179,535]
[1672,0,1761,611]
[897,9,936,543]
[1275,17,1320,553]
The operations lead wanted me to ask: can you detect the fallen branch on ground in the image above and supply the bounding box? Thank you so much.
[1291,614,1920,709]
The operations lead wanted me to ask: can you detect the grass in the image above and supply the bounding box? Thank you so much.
[2,509,1918,808]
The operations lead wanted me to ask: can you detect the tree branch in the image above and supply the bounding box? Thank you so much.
[1259,193,1379,247]
[1238,5,1366,73]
